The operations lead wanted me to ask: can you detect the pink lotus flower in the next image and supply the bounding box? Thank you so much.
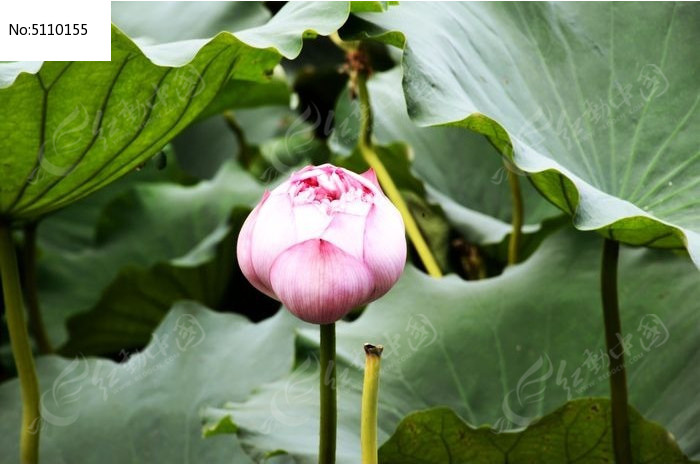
[237,164,406,324]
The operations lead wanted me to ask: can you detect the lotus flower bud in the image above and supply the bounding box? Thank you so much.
[237,164,406,324]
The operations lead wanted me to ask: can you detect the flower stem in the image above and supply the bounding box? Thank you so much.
[356,73,443,278]
[506,164,523,265]
[361,344,383,464]
[601,238,632,464]
[22,223,52,354]
[319,323,337,464]
[0,223,40,464]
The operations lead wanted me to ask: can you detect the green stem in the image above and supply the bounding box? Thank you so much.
[361,344,383,464]
[356,73,443,278]
[0,223,40,464]
[22,223,52,354]
[329,32,357,52]
[506,164,523,265]
[319,323,337,464]
[601,238,632,464]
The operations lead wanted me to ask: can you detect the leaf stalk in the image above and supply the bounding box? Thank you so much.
[0,223,41,464]
[601,238,632,464]
[506,164,523,265]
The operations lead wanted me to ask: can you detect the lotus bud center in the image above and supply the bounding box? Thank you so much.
[289,168,375,215]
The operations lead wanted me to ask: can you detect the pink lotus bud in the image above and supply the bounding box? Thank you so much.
[237,164,406,324]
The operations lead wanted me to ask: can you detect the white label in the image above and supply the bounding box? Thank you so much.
[0,0,110,61]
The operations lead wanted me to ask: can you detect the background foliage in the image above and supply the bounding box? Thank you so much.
[0,2,697,463]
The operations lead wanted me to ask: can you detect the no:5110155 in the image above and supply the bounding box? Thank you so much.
[9,24,87,36]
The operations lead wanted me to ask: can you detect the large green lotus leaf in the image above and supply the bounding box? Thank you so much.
[346,2,700,267]
[379,400,693,464]
[111,1,271,44]
[0,1,352,221]
[205,229,700,462]
[36,162,263,348]
[0,302,299,464]
[331,67,559,245]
